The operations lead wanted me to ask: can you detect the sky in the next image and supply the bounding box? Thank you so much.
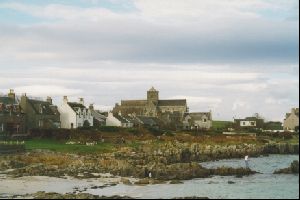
[0,0,299,121]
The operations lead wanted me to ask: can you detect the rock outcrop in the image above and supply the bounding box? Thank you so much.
[274,160,299,174]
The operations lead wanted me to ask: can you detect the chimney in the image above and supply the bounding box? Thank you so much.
[63,96,68,103]
[8,89,15,100]
[89,104,94,110]
[46,96,53,105]
[79,98,84,105]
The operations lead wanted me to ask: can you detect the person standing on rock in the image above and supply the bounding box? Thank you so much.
[245,155,250,169]
[148,171,152,179]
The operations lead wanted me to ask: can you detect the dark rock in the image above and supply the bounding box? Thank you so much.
[274,160,299,174]
[211,167,256,177]
[170,180,184,184]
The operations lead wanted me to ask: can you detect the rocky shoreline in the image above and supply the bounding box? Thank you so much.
[0,142,298,181]
[1,191,210,199]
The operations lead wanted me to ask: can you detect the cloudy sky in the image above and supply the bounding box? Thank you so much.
[0,0,298,121]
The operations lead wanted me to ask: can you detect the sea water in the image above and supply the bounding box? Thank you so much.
[0,154,299,199]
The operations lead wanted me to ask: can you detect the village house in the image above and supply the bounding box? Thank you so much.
[182,112,212,130]
[234,116,264,130]
[121,114,160,129]
[106,112,134,128]
[283,108,299,131]
[58,96,93,129]
[89,104,106,127]
[0,89,25,135]
[20,94,60,131]
[112,87,188,125]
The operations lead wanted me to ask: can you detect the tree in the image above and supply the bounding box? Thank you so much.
[83,120,90,128]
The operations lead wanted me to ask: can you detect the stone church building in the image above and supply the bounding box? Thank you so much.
[112,87,188,124]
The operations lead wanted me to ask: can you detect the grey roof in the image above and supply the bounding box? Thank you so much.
[119,98,187,107]
[67,102,86,112]
[91,110,106,122]
[188,112,212,120]
[28,99,58,115]
[121,100,148,106]
[234,117,263,123]
[158,99,187,106]
[136,116,158,126]
[285,108,299,119]
[114,114,134,124]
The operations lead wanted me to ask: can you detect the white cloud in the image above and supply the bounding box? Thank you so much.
[232,99,248,111]
[0,3,125,21]
[13,85,82,97]
[0,0,298,121]
[170,95,223,111]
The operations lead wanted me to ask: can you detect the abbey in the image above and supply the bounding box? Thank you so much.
[112,87,188,122]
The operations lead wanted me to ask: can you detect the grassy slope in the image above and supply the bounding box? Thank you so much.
[212,121,232,129]
[25,139,115,154]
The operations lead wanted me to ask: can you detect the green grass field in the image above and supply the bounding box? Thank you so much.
[212,121,232,129]
[25,139,115,154]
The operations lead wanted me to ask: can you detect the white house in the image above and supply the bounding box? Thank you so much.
[58,96,93,129]
[106,112,134,128]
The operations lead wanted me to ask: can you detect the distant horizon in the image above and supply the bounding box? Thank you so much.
[0,0,299,122]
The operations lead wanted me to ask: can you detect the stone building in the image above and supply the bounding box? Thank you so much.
[183,112,212,130]
[283,108,299,131]
[112,87,188,124]
[0,89,25,135]
[20,95,61,131]
[89,104,106,127]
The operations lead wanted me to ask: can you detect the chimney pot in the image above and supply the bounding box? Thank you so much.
[89,104,94,110]
[63,96,68,103]
[47,96,53,104]
[79,98,84,105]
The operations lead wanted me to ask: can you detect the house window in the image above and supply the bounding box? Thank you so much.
[243,122,246,126]
[203,119,207,122]
[251,122,255,126]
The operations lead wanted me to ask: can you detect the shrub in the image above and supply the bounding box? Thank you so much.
[128,128,140,135]
[164,130,175,137]
[148,127,164,136]
[98,126,120,132]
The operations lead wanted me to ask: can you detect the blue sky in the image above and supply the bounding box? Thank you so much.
[0,0,298,121]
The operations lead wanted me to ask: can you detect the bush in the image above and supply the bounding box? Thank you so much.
[164,130,175,137]
[128,128,140,135]
[29,128,71,140]
[148,127,164,136]
[98,126,120,132]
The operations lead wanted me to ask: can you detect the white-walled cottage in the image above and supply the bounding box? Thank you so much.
[58,96,93,129]
[106,112,134,128]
